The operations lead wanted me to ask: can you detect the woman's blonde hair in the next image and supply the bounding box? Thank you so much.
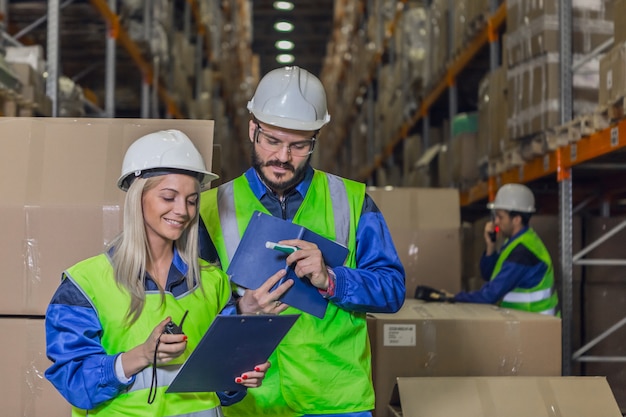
[108,175,203,324]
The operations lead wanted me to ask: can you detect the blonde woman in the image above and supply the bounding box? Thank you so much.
[45,130,269,416]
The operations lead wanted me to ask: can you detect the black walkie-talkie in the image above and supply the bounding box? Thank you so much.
[163,310,189,335]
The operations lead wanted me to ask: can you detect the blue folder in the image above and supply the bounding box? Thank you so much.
[226,211,349,319]
[166,314,300,393]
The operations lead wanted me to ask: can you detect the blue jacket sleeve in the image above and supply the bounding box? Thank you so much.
[217,390,247,406]
[329,195,406,313]
[480,251,498,281]
[45,278,132,409]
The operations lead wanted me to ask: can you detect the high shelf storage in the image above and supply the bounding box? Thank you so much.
[12,0,255,180]
[324,0,626,409]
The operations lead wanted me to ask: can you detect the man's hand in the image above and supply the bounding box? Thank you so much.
[238,269,294,315]
[280,239,329,290]
[483,221,496,255]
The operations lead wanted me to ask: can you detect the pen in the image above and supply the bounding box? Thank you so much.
[266,241,299,254]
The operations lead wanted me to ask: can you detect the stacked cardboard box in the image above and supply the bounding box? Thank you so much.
[0,117,216,315]
[449,112,479,189]
[505,0,613,140]
[389,376,622,417]
[3,318,71,416]
[599,41,626,106]
[0,117,216,414]
[366,187,461,298]
[477,66,508,169]
[368,299,562,417]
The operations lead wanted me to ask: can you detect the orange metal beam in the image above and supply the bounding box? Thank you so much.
[89,0,184,118]
[459,119,626,206]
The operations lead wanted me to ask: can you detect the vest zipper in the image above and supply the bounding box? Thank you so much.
[280,196,287,219]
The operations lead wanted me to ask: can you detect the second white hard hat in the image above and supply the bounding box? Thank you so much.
[117,129,218,191]
[247,66,331,131]
[487,183,536,213]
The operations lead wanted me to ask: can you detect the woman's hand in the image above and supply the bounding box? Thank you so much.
[235,361,271,388]
[121,317,188,378]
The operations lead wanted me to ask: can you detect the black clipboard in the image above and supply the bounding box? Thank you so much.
[166,314,299,393]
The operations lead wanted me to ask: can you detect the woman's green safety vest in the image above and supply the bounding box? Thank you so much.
[492,228,559,315]
[65,253,231,417]
[200,170,374,417]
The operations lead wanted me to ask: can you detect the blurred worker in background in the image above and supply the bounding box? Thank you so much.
[198,65,406,417]
[45,130,268,416]
[453,183,559,315]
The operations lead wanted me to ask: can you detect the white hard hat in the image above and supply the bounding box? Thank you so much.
[117,129,218,191]
[487,183,536,213]
[247,66,330,131]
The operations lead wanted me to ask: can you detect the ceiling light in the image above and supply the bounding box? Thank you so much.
[275,40,295,50]
[276,54,295,64]
[274,21,294,32]
[273,1,294,11]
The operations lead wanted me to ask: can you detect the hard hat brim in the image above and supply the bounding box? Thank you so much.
[253,111,330,132]
[117,169,219,192]
[487,202,536,213]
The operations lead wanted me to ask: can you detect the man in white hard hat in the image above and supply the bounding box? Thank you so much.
[453,183,559,315]
[198,66,406,417]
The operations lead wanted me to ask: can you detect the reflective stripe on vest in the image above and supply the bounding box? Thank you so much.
[539,307,556,316]
[126,364,180,393]
[216,185,238,261]
[75,408,223,417]
[326,173,349,246]
[217,172,350,260]
[502,288,553,303]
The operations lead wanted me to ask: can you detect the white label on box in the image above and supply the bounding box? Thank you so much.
[383,324,416,346]
[607,69,613,89]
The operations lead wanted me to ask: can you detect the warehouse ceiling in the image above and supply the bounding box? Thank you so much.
[251,0,334,79]
[5,0,334,117]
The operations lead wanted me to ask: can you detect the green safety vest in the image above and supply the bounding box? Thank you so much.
[65,253,232,417]
[492,228,559,315]
[200,170,373,416]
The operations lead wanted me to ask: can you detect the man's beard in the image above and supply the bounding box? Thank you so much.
[252,148,309,193]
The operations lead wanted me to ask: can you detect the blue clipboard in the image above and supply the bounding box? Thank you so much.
[226,211,349,319]
[166,314,300,393]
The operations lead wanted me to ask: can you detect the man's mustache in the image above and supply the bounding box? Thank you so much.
[265,160,294,172]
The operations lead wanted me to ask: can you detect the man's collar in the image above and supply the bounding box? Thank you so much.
[244,166,314,200]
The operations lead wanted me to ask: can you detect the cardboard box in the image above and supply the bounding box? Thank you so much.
[366,187,461,296]
[505,1,613,67]
[2,317,71,416]
[368,299,562,417]
[0,117,215,315]
[508,53,598,140]
[615,0,626,44]
[389,376,621,417]
[599,41,626,106]
[367,187,460,230]
[477,67,508,161]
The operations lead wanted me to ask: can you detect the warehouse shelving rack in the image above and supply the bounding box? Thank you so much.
[354,0,506,181]
[17,0,236,119]
[349,0,626,384]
